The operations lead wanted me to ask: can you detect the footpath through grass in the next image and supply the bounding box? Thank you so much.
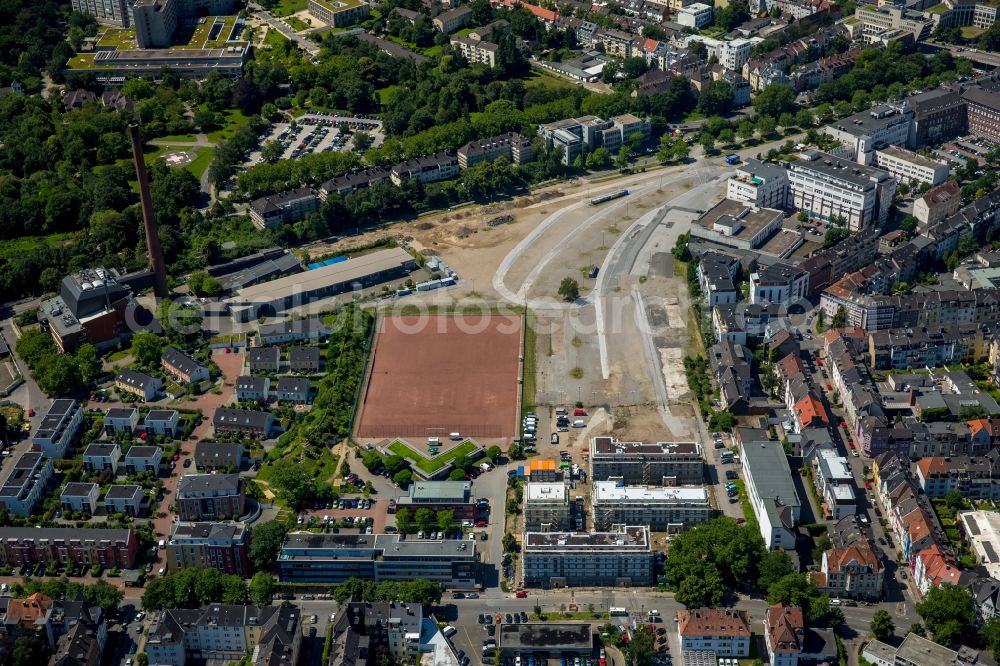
[388,439,479,474]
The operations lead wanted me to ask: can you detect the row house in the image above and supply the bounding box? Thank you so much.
[144,410,181,438]
[60,482,100,516]
[212,408,274,439]
[914,543,967,597]
[677,608,751,658]
[247,346,280,373]
[161,346,209,384]
[114,369,161,402]
[709,340,753,414]
[868,325,983,370]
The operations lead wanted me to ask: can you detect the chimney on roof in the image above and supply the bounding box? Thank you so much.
[128,123,169,299]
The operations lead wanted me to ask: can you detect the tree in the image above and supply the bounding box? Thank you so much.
[831,305,847,329]
[187,270,223,297]
[353,131,374,152]
[437,509,455,532]
[394,469,413,489]
[615,146,631,169]
[486,445,502,463]
[503,532,518,553]
[944,488,965,511]
[900,214,918,234]
[981,617,1000,660]
[698,81,734,117]
[269,460,315,508]
[755,114,777,137]
[137,654,149,666]
[823,226,850,248]
[709,411,737,431]
[249,521,288,572]
[700,132,715,154]
[448,468,467,480]
[11,636,49,666]
[753,84,796,118]
[757,551,794,590]
[415,508,436,533]
[74,343,102,385]
[916,583,976,647]
[871,609,895,642]
[261,140,284,163]
[393,508,413,534]
[626,626,657,666]
[586,146,611,169]
[130,332,164,370]
[249,572,275,606]
[666,518,765,600]
[558,277,580,302]
[828,607,845,627]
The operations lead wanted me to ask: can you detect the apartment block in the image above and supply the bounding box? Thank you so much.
[789,151,895,230]
[71,0,131,27]
[522,525,654,588]
[450,37,500,67]
[176,474,246,521]
[166,521,250,576]
[726,158,788,209]
[277,532,478,588]
[319,168,390,200]
[750,262,809,305]
[697,252,740,307]
[913,180,962,230]
[0,453,54,517]
[146,603,300,666]
[195,441,244,471]
[915,450,1000,500]
[537,116,613,165]
[32,399,83,459]
[390,153,460,185]
[868,325,977,370]
[248,188,319,230]
[963,84,1000,144]
[592,482,712,531]
[819,539,884,600]
[433,5,473,32]
[874,147,950,187]
[743,441,801,550]
[908,88,967,148]
[677,608,751,658]
[457,133,534,169]
[524,482,572,531]
[0,527,137,569]
[589,437,703,485]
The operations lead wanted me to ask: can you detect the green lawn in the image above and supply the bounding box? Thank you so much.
[155,133,198,142]
[270,0,307,16]
[388,439,479,474]
[962,26,986,38]
[522,70,578,91]
[264,27,289,47]
[0,232,79,261]
[97,28,136,49]
[377,85,399,104]
[285,15,310,31]
[207,108,252,143]
[144,144,215,180]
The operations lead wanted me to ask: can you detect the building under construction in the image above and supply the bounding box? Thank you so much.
[588,436,704,486]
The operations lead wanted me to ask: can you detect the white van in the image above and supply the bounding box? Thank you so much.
[442,625,457,637]
[572,419,586,428]
[158,539,166,549]
[450,432,462,441]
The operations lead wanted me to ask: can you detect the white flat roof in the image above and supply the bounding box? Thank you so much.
[959,510,1000,579]
[594,481,709,504]
[526,482,568,502]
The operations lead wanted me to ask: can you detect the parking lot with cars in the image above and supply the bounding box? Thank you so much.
[246,114,385,167]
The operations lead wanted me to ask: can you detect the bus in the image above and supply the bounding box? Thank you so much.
[609,607,628,617]
[590,189,629,205]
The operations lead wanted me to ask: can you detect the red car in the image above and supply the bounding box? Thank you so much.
[573,408,587,416]
[26,408,34,417]
[173,454,181,461]
[736,518,746,524]
[848,441,855,449]
[475,520,487,527]
[816,359,823,366]
[515,590,527,598]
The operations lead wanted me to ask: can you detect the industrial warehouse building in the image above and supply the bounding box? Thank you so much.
[226,248,417,321]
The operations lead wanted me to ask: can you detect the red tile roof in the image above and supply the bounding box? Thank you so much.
[677,608,751,637]
[795,394,829,427]
[766,605,803,654]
